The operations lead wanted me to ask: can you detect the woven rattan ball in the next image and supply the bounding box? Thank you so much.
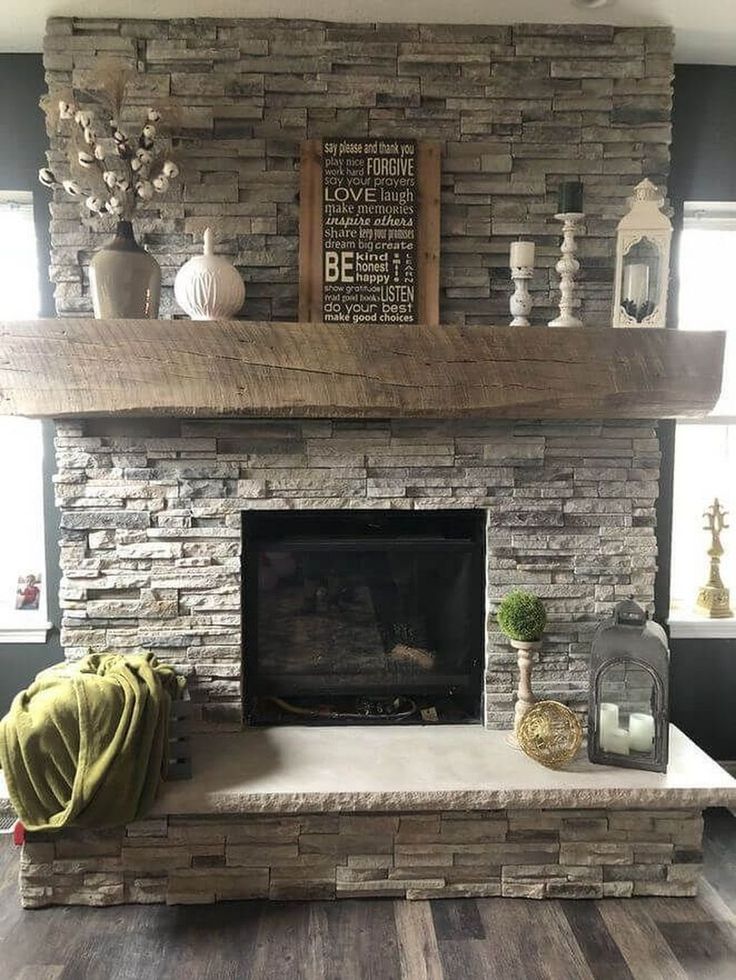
[517,700,583,769]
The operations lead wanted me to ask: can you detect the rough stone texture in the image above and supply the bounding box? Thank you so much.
[143,727,736,816]
[43,18,673,325]
[55,417,660,730]
[19,807,703,906]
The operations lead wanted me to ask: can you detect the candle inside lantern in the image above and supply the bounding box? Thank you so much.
[557,180,584,215]
[510,240,535,269]
[607,727,630,756]
[598,702,619,750]
[629,712,655,752]
[623,262,650,311]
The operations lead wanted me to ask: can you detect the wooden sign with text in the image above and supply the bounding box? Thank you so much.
[299,139,440,325]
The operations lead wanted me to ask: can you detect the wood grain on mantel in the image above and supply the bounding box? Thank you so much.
[0,319,725,421]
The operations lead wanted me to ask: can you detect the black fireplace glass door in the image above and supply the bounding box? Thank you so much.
[243,510,484,724]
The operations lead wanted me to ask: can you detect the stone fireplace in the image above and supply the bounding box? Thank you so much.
[45,14,667,730]
[5,15,735,911]
[56,416,659,733]
[7,316,730,912]
[4,318,723,910]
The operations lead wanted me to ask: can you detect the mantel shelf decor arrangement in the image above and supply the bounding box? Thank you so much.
[506,182,585,329]
[39,67,181,320]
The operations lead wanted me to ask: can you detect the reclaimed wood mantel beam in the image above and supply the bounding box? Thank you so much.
[0,319,725,421]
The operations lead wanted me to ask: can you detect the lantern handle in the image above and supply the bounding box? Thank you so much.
[613,598,647,627]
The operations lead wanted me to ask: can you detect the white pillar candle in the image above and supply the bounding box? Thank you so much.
[510,241,535,269]
[629,712,655,752]
[607,727,630,756]
[598,702,619,750]
[623,262,649,309]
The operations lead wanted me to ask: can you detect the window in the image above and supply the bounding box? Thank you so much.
[0,191,49,642]
[669,202,736,636]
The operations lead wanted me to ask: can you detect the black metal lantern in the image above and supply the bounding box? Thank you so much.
[588,599,669,773]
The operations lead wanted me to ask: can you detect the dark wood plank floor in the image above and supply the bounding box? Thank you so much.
[1,810,735,980]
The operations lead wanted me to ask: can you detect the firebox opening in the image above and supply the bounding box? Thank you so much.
[242,509,486,726]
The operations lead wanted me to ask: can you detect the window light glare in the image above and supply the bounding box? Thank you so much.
[0,197,46,629]
[0,203,40,321]
[670,203,736,620]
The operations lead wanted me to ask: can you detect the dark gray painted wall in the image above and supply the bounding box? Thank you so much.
[0,55,61,714]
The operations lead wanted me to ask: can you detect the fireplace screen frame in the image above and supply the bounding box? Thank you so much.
[241,508,486,725]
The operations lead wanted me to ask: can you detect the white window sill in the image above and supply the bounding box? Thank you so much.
[668,616,736,640]
[0,621,52,644]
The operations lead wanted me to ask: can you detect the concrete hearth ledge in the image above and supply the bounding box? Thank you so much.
[151,725,736,816]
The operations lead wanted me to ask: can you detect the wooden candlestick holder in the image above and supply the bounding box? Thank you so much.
[510,638,541,735]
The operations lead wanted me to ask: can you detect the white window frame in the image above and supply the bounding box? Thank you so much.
[0,191,51,644]
[669,203,736,638]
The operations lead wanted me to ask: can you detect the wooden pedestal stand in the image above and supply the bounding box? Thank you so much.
[507,638,541,746]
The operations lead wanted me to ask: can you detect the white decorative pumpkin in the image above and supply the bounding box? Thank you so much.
[174,228,245,320]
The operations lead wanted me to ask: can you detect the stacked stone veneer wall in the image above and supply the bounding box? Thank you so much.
[44,18,672,323]
[20,807,703,906]
[55,418,660,731]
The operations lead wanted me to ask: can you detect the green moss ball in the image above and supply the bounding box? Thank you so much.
[496,590,547,642]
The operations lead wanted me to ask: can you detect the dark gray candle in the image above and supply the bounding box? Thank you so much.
[558,181,584,214]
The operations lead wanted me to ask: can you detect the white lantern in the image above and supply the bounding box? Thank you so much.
[612,179,672,329]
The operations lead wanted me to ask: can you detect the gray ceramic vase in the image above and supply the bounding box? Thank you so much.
[89,220,161,319]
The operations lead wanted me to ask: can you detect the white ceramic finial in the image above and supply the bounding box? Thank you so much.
[174,228,245,320]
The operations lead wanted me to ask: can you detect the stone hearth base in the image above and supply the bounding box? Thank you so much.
[20,808,703,907]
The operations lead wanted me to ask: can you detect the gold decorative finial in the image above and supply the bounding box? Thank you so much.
[695,498,733,619]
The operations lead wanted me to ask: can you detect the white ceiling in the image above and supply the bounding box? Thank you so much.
[2,0,736,64]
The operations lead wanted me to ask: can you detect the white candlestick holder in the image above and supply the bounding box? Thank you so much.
[509,265,534,326]
[548,211,584,328]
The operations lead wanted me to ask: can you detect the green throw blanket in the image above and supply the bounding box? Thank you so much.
[0,652,183,832]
